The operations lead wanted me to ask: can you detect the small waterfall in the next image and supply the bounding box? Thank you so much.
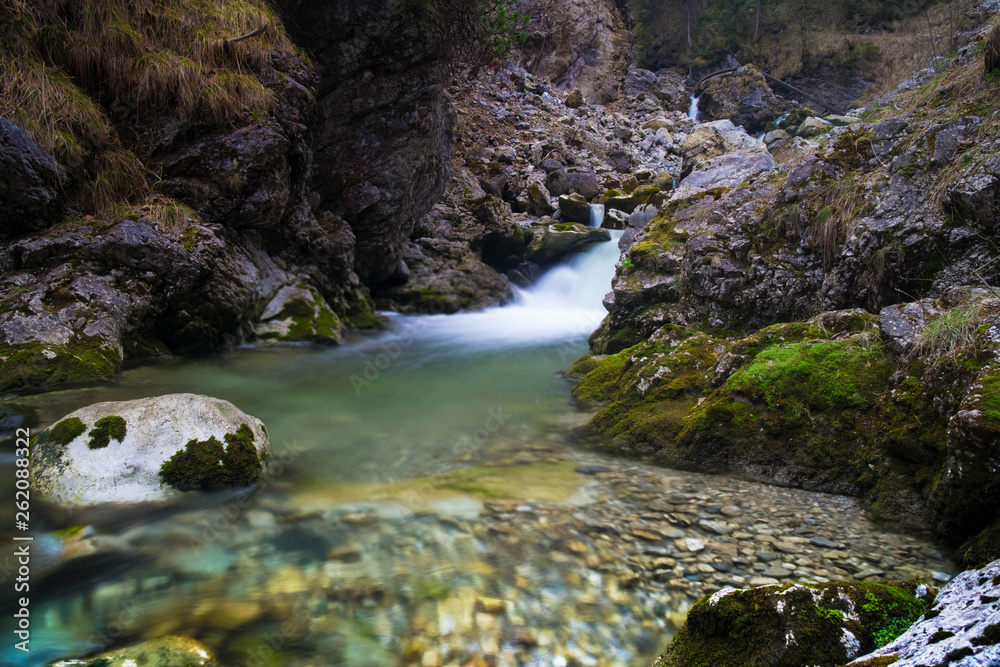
[757,133,766,142]
[392,231,625,350]
[688,95,700,122]
[589,203,605,228]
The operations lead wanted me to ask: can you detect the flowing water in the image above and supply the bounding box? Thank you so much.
[0,219,957,666]
[687,95,700,122]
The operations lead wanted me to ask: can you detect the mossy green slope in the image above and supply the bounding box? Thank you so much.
[656,581,934,667]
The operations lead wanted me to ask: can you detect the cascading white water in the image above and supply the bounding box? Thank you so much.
[389,229,624,351]
[589,203,605,228]
[688,95,700,121]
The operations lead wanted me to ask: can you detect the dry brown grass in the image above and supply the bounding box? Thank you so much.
[48,0,291,123]
[747,0,980,105]
[0,0,298,219]
[0,52,110,168]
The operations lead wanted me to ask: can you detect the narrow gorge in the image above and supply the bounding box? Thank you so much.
[1,0,1000,665]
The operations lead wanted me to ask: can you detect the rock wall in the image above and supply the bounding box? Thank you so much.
[271,0,455,285]
[514,0,635,104]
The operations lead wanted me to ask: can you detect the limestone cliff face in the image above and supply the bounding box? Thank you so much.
[514,0,634,103]
[271,0,455,285]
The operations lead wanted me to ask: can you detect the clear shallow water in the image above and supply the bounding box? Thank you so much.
[0,230,958,666]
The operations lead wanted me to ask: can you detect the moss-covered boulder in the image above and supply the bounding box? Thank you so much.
[48,635,216,667]
[254,284,342,345]
[30,394,270,507]
[656,580,936,667]
[575,313,893,492]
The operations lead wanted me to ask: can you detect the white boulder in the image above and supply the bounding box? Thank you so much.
[31,393,270,506]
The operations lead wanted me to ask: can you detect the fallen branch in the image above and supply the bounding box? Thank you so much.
[229,24,268,44]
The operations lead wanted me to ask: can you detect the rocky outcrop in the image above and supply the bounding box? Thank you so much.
[574,26,1000,561]
[0,6,380,393]
[30,394,270,506]
[657,580,936,667]
[515,0,634,104]
[380,61,692,312]
[0,119,64,237]
[271,0,454,284]
[848,559,1000,667]
[526,223,610,263]
[698,65,788,134]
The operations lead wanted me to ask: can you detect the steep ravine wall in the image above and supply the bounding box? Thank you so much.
[271,0,455,285]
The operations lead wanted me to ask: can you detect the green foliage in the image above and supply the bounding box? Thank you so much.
[159,423,263,490]
[48,417,86,446]
[87,415,126,449]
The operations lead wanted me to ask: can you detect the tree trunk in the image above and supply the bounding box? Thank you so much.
[754,0,761,43]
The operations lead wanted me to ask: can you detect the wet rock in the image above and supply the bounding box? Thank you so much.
[849,560,1000,667]
[558,193,592,223]
[254,284,342,344]
[30,394,270,506]
[0,119,64,237]
[525,223,610,264]
[811,536,841,549]
[49,636,216,666]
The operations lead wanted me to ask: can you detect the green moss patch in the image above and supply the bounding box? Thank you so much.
[725,338,890,411]
[47,417,86,446]
[957,518,1000,570]
[971,622,1000,646]
[159,424,264,490]
[656,581,931,667]
[87,415,126,449]
[0,337,120,393]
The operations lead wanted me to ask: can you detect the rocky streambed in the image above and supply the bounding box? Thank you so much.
[15,413,956,666]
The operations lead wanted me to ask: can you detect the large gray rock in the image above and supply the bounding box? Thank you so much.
[525,223,610,264]
[547,168,601,198]
[699,65,786,134]
[681,119,767,175]
[849,560,1000,667]
[677,151,775,192]
[0,119,63,237]
[30,394,270,506]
